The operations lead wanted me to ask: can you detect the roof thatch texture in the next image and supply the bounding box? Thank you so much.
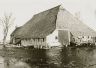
[11,5,96,39]
[13,5,60,38]
[56,8,96,37]
[11,27,21,37]
[10,27,21,44]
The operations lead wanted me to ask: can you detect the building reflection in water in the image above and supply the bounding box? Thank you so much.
[0,47,96,68]
[2,48,49,68]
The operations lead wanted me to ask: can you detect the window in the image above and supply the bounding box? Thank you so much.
[55,36,58,39]
[43,38,45,42]
[82,36,84,38]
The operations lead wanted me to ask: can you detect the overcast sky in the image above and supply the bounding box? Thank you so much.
[0,0,96,41]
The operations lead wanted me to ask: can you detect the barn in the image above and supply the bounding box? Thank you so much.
[10,5,96,48]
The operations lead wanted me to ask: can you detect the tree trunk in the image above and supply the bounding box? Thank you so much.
[3,36,6,47]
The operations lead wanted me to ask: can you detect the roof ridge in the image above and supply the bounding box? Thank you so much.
[34,5,61,16]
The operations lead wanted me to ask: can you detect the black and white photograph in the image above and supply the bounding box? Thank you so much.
[0,0,96,68]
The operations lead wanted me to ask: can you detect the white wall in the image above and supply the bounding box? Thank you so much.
[46,29,61,47]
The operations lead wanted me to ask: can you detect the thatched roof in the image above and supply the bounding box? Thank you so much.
[13,5,60,38]
[56,8,96,37]
[10,27,21,44]
[11,27,21,37]
[11,5,96,39]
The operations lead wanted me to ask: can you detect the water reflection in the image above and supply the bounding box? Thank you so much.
[0,47,96,68]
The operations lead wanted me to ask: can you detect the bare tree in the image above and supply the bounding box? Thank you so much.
[0,13,15,46]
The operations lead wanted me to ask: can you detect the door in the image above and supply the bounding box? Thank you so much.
[58,30,70,45]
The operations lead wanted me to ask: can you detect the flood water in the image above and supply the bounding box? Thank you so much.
[0,47,96,68]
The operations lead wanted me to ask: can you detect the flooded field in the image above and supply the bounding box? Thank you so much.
[0,47,96,68]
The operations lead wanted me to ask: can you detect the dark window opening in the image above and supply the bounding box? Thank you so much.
[55,36,58,39]
[43,38,44,42]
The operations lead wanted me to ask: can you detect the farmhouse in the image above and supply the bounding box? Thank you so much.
[10,5,96,48]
